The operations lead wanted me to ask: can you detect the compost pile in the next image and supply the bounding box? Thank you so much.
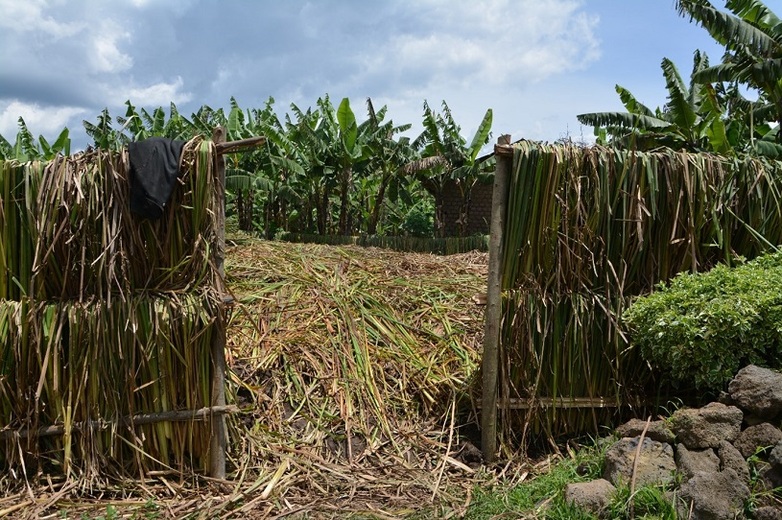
[217,238,488,518]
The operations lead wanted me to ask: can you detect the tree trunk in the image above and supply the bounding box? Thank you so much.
[316,185,330,235]
[338,166,352,235]
[237,189,254,232]
[457,181,475,237]
[367,173,390,236]
[434,190,446,239]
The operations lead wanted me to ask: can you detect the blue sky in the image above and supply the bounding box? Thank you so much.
[0,1,773,151]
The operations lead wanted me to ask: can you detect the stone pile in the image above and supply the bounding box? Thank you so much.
[566,365,782,520]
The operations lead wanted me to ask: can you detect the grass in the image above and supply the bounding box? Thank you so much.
[458,434,680,520]
[461,440,607,519]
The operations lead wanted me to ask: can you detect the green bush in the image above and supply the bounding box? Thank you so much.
[623,252,782,393]
[401,200,434,237]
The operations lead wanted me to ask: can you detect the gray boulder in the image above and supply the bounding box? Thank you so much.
[733,422,782,458]
[728,364,782,419]
[603,437,676,487]
[770,441,782,467]
[675,469,750,520]
[755,505,782,520]
[759,462,782,492]
[670,402,743,449]
[616,418,675,444]
[564,479,615,517]
[717,440,751,485]
[675,444,720,481]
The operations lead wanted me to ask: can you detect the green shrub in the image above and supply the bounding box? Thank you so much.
[402,200,434,237]
[623,252,782,393]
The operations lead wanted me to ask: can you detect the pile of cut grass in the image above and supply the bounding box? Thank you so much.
[218,238,489,517]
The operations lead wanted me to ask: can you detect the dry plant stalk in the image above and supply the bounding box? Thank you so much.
[0,137,223,481]
[501,142,782,447]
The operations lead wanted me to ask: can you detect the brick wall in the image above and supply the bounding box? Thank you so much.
[440,178,494,236]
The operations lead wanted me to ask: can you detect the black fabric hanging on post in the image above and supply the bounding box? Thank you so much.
[128,137,186,219]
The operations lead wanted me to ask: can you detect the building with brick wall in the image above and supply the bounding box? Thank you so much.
[440,178,494,237]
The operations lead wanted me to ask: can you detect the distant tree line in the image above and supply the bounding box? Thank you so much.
[0,97,493,239]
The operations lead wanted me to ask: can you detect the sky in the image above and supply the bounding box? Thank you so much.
[0,0,775,152]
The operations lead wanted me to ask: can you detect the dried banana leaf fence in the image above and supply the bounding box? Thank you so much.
[482,139,782,461]
[0,128,262,480]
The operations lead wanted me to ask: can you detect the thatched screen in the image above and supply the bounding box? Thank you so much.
[499,142,782,446]
[0,137,222,479]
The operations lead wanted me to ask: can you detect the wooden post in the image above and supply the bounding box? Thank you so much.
[210,126,228,479]
[481,135,512,464]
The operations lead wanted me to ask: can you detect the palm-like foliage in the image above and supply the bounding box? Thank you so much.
[83,108,123,151]
[676,0,782,149]
[361,98,416,235]
[0,118,70,161]
[409,101,493,237]
[578,51,731,153]
[84,102,197,151]
[11,95,483,238]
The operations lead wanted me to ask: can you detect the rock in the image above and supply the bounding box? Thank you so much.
[675,444,720,481]
[564,479,615,517]
[616,418,675,444]
[755,505,782,520]
[456,441,483,469]
[717,391,735,406]
[770,441,782,467]
[759,463,782,492]
[728,365,782,419]
[733,423,782,459]
[603,437,676,487]
[669,402,743,449]
[717,440,751,485]
[675,469,750,520]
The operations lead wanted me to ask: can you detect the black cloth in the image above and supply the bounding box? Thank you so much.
[128,137,186,219]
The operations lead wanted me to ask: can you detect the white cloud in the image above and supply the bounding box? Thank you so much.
[364,0,599,88]
[90,20,133,73]
[110,77,193,107]
[0,0,83,37]
[0,100,87,139]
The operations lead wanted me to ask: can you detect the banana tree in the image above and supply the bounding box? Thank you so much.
[360,98,416,235]
[334,97,364,235]
[117,101,192,142]
[578,51,731,153]
[248,97,308,236]
[409,101,493,237]
[675,0,782,153]
[84,108,126,151]
[286,100,336,234]
[0,118,70,161]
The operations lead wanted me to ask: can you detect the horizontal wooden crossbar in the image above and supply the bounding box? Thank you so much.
[491,397,621,409]
[0,404,240,440]
[215,136,266,155]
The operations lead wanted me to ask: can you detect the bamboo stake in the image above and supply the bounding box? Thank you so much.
[481,135,512,463]
[211,126,228,479]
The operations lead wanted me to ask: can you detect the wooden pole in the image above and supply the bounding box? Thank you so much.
[481,134,512,464]
[0,405,240,441]
[210,126,228,479]
[215,136,266,155]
